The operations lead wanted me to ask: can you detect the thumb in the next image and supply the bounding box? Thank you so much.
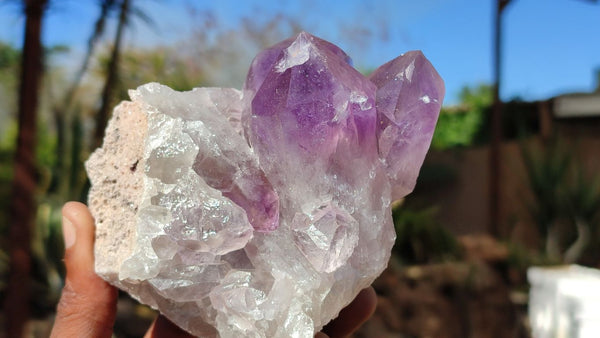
[51,202,118,338]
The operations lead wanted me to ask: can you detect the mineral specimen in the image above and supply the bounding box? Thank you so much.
[86,32,444,337]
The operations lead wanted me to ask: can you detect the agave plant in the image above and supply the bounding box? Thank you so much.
[520,137,600,264]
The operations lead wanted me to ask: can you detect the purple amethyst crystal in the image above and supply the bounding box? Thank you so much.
[86,31,444,337]
[243,32,378,190]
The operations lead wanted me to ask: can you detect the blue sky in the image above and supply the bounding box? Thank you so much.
[1,0,600,105]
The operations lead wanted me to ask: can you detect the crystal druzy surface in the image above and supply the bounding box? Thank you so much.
[86,32,444,337]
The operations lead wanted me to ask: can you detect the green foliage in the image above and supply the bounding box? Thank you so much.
[0,112,16,245]
[0,43,20,135]
[459,84,494,109]
[0,121,17,194]
[0,120,17,149]
[431,84,491,150]
[506,241,555,271]
[0,42,20,70]
[565,167,600,227]
[506,242,533,271]
[392,205,460,264]
[432,107,483,149]
[36,120,58,188]
[29,202,65,317]
[117,47,207,96]
[431,84,539,150]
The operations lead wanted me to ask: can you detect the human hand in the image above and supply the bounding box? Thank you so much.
[50,202,376,337]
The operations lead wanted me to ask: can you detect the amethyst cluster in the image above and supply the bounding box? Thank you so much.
[86,32,444,337]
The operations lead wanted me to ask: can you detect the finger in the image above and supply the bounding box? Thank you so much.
[144,315,195,338]
[51,202,118,338]
[321,286,377,337]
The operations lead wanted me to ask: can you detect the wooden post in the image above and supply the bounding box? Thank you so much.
[490,0,511,237]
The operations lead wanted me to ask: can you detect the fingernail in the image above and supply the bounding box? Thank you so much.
[62,216,76,249]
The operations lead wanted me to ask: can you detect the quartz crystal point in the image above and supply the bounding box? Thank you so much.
[369,51,445,200]
[86,31,444,337]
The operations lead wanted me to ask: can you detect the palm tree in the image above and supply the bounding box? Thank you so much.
[3,0,48,336]
[93,0,131,149]
[91,0,157,150]
[49,0,118,196]
[67,0,118,105]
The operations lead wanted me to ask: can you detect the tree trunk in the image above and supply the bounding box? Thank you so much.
[93,0,129,150]
[3,0,47,336]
